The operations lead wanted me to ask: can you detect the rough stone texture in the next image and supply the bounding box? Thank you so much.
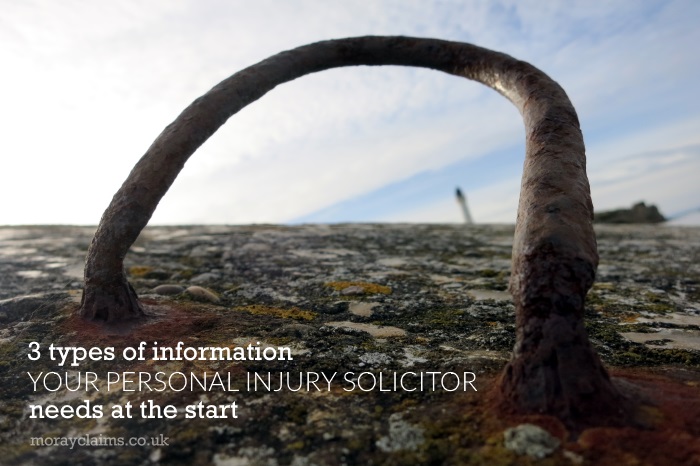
[375,413,425,452]
[1,224,700,465]
[504,424,560,459]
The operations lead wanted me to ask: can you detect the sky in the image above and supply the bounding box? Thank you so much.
[1,0,699,226]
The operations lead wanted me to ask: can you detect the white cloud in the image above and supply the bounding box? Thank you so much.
[589,144,700,216]
[150,85,522,224]
[0,0,698,225]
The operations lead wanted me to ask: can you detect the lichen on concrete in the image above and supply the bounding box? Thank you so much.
[0,223,699,465]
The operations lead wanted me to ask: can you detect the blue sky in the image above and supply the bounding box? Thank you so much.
[1,0,699,225]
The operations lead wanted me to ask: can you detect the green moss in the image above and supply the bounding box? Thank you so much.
[170,420,207,443]
[586,291,605,306]
[657,348,700,365]
[424,308,465,329]
[359,339,382,352]
[620,351,643,362]
[0,343,17,371]
[265,336,296,346]
[234,305,317,321]
[346,435,370,452]
[644,291,665,303]
[642,302,676,313]
[285,401,308,424]
[287,440,305,451]
[586,320,700,366]
[384,407,551,466]
[0,440,36,462]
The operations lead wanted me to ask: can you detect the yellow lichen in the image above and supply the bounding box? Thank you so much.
[128,266,153,277]
[325,281,392,295]
[287,440,305,451]
[619,313,640,323]
[234,305,317,321]
[594,282,616,291]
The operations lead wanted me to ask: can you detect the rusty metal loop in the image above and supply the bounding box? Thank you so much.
[80,37,624,429]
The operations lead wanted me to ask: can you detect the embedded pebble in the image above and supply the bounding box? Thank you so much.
[349,302,378,317]
[326,321,406,337]
[635,312,700,327]
[153,284,185,295]
[360,352,392,366]
[504,424,560,459]
[341,286,365,296]
[376,257,409,267]
[468,289,512,302]
[190,272,221,284]
[185,286,220,303]
[563,450,584,464]
[189,245,221,258]
[621,328,700,351]
[376,413,424,452]
[16,270,47,279]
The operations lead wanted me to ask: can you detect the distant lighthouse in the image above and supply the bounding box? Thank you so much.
[455,187,474,224]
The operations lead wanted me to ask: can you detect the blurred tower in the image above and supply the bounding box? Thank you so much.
[455,187,474,224]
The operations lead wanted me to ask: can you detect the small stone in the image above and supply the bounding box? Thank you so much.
[504,424,560,459]
[190,272,221,284]
[326,321,406,337]
[189,244,221,258]
[16,270,46,279]
[376,413,424,452]
[185,286,220,303]
[341,286,365,296]
[349,302,378,317]
[467,289,512,302]
[149,449,162,463]
[360,352,392,366]
[563,450,584,464]
[154,284,185,295]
